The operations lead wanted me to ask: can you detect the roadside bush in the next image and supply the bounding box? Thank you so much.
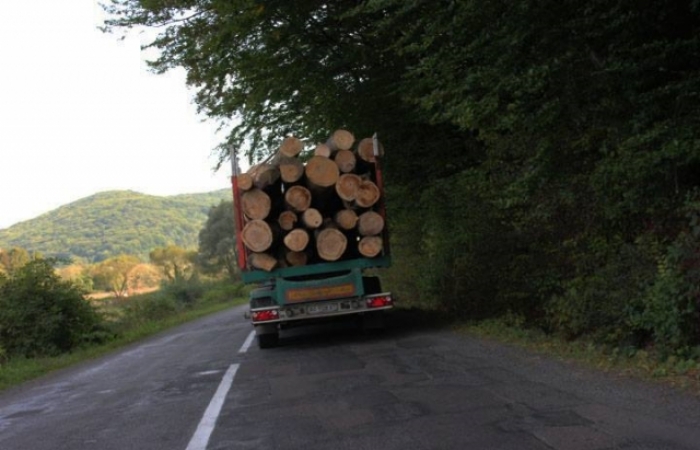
[160,278,206,307]
[0,259,104,358]
[121,295,180,323]
[199,281,246,304]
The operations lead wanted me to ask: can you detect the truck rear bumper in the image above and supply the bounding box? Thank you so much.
[250,292,393,326]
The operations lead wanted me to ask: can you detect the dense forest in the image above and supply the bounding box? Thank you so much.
[0,189,231,262]
[101,1,700,355]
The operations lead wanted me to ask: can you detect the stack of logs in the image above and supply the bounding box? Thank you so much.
[236,129,386,272]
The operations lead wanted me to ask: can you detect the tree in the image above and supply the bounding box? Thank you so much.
[0,247,31,276]
[0,259,103,357]
[198,201,238,279]
[90,255,142,298]
[149,245,197,282]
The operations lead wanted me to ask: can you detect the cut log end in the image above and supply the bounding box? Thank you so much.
[334,149,357,173]
[316,228,348,261]
[286,251,308,267]
[328,129,355,151]
[358,211,385,236]
[241,189,271,220]
[250,252,278,271]
[358,236,383,258]
[356,180,381,208]
[280,136,303,157]
[279,156,305,184]
[357,137,384,163]
[302,208,323,229]
[285,185,312,212]
[241,219,273,253]
[278,210,298,231]
[305,155,340,188]
[236,173,254,191]
[335,173,362,202]
[334,209,358,230]
[314,143,332,158]
[283,228,310,252]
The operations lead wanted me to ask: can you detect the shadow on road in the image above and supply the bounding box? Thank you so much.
[274,307,454,349]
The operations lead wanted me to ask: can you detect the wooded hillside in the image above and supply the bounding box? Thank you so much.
[103,1,700,355]
[0,190,230,262]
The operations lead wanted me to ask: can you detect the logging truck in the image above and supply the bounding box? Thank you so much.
[231,131,394,349]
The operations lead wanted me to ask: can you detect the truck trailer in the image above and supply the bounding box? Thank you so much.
[231,133,394,349]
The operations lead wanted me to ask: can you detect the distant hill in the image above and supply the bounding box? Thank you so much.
[0,189,232,263]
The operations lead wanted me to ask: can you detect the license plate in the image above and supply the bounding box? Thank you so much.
[307,303,339,315]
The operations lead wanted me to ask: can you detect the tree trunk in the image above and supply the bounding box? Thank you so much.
[249,252,278,271]
[241,189,271,220]
[279,156,304,184]
[280,136,303,157]
[334,209,358,230]
[305,155,339,189]
[327,129,355,151]
[283,228,310,252]
[285,185,312,212]
[241,219,274,252]
[316,228,347,261]
[358,236,383,258]
[278,210,298,231]
[334,149,356,173]
[358,211,385,236]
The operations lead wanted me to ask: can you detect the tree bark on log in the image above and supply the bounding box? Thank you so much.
[305,155,339,188]
[249,252,278,271]
[302,208,323,229]
[280,136,303,157]
[283,228,310,252]
[334,209,358,230]
[335,173,361,202]
[358,236,383,258]
[279,156,304,184]
[285,185,312,212]
[334,149,356,173]
[242,219,274,252]
[316,228,347,261]
[358,211,385,236]
[241,189,271,220]
[251,164,280,190]
[327,129,355,151]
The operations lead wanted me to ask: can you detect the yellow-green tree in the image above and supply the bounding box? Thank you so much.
[0,247,31,276]
[149,245,197,283]
[90,255,141,298]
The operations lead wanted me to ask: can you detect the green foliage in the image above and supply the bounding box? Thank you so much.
[0,190,231,263]
[150,245,198,282]
[91,254,142,298]
[0,259,104,358]
[0,247,31,276]
[197,201,239,279]
[101,1,700,356]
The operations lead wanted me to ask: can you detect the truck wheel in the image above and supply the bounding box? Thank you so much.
[257,332,279,349]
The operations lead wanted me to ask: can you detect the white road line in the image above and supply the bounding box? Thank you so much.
[238,330,256,354]
[185,364,240,450]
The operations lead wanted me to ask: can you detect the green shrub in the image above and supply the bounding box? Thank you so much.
[121,295,180,323]
[199,281,246,304]
[160,278,206,307]
[0,259,104,358]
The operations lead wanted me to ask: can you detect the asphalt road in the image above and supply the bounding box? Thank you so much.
[1,305,700,450]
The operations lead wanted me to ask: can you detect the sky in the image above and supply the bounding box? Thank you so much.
[0,1,235,229]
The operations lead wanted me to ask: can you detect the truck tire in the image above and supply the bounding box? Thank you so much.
[257,332,279,349]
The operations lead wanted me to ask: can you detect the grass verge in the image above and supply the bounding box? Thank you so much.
[0,284,247,392]
[458,317,700,395]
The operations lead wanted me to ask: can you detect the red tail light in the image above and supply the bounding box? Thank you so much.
[366,295,393,308]
[252,309,279,322]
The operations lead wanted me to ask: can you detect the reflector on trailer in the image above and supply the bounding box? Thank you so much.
[252,309,279,322]
[366,296,392,308]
